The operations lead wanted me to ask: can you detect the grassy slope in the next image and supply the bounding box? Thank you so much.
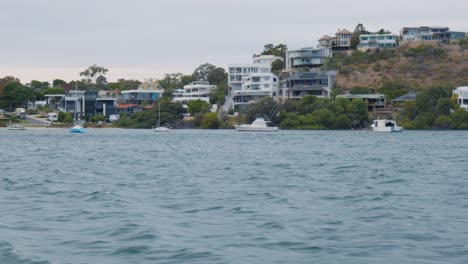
[328,44,468,91]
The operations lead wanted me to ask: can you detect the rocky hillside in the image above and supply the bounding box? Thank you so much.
[324,42,468,94]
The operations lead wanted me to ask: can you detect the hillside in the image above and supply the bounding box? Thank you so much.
[323,43,468,96]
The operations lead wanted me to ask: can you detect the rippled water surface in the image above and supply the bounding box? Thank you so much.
[1,128,468,264]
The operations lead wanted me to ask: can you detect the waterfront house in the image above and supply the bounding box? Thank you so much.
[227,55,281,109]
[336,94,386,111]
[172,81,216,108]
[285,47,332,69]
[453,87,468,110]
[120,84,164,106]
[116,104,143,115]
[319,29,353,50]
[400,26,449,42]
[279,71,336,100]
[358,34,399,49]
[391,91,419,106]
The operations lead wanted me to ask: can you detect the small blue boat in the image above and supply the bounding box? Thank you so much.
[70,125,86,133]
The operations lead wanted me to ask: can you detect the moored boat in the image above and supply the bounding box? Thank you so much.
[234,118,278,132]
[69,124,86,133]
[370,119,403,132]
[7,124,26,130]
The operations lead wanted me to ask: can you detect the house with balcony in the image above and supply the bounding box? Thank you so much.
[400,26,449,43]
[172,81,216,108]
[453,87,468,110]
[120,85,164,106]
[358,34,399,49]
[319,29,353,50]
[336,94,386,111]
[227,55,281,108]
[279,71,336,100]
[285,47,332,69]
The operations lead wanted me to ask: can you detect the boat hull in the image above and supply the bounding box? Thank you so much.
[371,126,403,132]
[70,125,86,133]
[154,127,171,132]
[8,125,26,130]
[234,126,278,132]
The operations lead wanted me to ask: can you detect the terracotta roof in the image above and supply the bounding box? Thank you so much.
[319,35,332,40]
[116,104,140,109]
[336,29,353,35]
[143,105,154,109]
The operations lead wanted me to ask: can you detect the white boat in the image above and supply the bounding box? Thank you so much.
[69,124,86,133]
[370,119,403,132]
[7,124,26,130]
[154,102,171,132]
[234,118,278,132]
[7,119,26,130]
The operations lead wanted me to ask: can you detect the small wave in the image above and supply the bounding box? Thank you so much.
[183,206,224,214]
[0,241,50,264]
[110,245,151,255]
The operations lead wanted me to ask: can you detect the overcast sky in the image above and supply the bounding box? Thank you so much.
[1,0,467,83]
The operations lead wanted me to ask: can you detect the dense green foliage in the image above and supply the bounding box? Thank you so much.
[396,85,468,129]
[241,96,369,130]
[113,99,185,129]
[187,99,211,115]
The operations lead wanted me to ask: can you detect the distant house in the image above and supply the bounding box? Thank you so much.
[228,55,280,108]
[279,71,336,100]
[116,104,143,115]
[285,47,332,69]
[318,35,332,48]
[336,94,386,111]
[319,29,353,50]
[400,26,450,42]
[172,81,216,109]
[359,34,399,49]
[453,87,468,110]
[399,26,464,44]
[120,86,164,106]
[391,91,419,106]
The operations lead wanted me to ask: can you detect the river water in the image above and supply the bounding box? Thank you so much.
[1,128,467,264]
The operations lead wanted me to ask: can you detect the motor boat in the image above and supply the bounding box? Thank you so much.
[69,124,86,133]
[370,119,403,132]
[234,118,278,132]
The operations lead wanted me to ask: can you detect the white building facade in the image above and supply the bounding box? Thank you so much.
[453,87,468,110]
[359,34,399,48]
[228,55,281,108]
[172,81,216,107]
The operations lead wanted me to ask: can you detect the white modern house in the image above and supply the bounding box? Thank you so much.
[121,84,164,105]
[400,26,449,42]
[172,81,216,108]
[228,55,281,108]
[453,87,468,110]
[359,34,399,48]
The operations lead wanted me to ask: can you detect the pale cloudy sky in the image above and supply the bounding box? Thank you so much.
[1,0,467,83]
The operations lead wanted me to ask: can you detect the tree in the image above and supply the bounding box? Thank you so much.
[192,63,217,82]
[436,98,452,116]
[351,23,369,49]
[43,87,65,95]
[259,43,288,58]
[244,97,278,123]
[53,79,67,88]
[1,82,36,109]
[349,99,369,126]
[271,59,284,75]
[187,99,211,115]
[79,64,109,89]
[29,80,50,91]
[201,112,221,129]
[297,95,318,115]
[207,67,227,85]
[434,115,453,129]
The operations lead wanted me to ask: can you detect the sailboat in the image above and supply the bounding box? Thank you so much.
[7,119,26,130]
[154,102,170,132]
[70,84,86,133]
